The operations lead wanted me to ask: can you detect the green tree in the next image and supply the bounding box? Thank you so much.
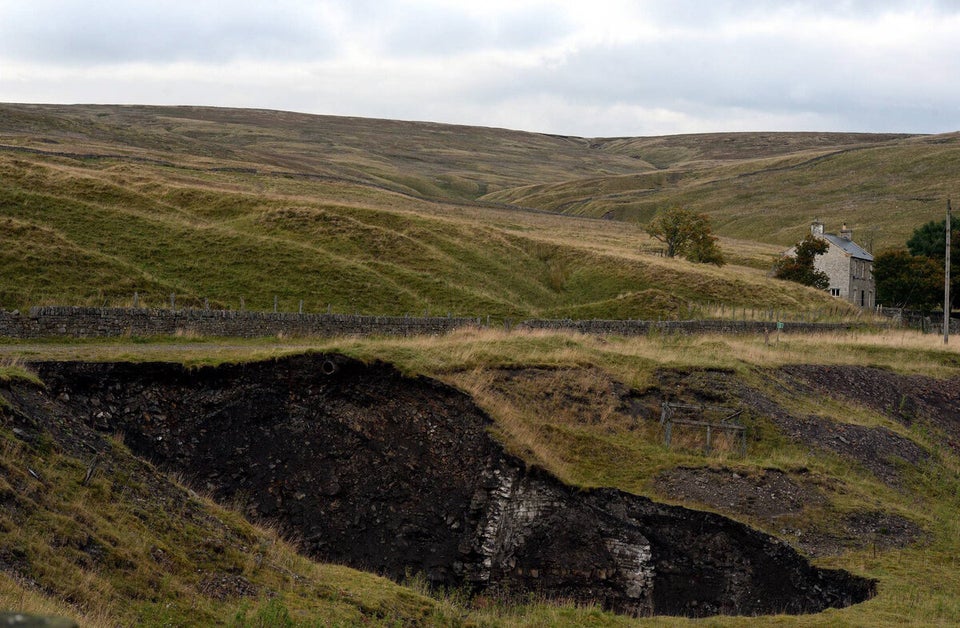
[906,219,958,258]
[646,206,725,266]
[874,250,943,310]
[772,234,830,289]
[906,219,958,309]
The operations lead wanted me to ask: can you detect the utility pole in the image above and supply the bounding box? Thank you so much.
[946,198,952,345]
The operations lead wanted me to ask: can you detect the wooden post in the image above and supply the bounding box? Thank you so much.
[299,299,303,314]
[133,292,139,308]
[170,293,175,311]
[274,296,278,313]
[946,199,952,345]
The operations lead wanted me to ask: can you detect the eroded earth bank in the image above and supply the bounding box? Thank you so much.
[7,354,878,617]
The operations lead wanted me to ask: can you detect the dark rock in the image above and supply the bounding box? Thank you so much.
[23,354,875,617]
[0,613,78,628]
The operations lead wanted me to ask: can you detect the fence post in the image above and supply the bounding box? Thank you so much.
[299,299,303,314]
[170,293,175,311]
[240,297,245,311]
[274,296,278,313]
[133,292,139,308]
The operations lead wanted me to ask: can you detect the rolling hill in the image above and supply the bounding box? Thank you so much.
[0,103,883,319]
[482,132,960,251]
[3,105,960,627]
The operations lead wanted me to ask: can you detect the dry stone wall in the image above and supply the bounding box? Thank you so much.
[518,318,859,335]
[0,306,873,339]
[0,307,481,339]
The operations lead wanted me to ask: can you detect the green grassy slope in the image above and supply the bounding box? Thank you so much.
[4,104,941,253]
[0,139,848,319]
[484,133,960,251]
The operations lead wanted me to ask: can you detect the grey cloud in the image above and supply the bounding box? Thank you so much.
[1,0,959,135]
[0,0,334,64]
[637,0,956,28]
[371,3,574,56]
[454,14,960,133]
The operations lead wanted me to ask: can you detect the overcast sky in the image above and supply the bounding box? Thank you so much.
[1,0,958,137]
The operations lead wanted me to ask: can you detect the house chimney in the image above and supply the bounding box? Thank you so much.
[811,220,824,236]
[840,222,852,240]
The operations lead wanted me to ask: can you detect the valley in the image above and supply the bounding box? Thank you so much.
[2,104,960,626]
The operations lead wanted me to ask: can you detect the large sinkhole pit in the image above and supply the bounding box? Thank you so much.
[33,354,875,617]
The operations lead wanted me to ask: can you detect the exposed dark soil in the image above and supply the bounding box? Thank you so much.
[779,365,960,447]
[0,376,274,612]
[649,367,936,487]
[652,466,926,558]
[797,510,928,558]
[653,467,825,520]
[4,355,878,618]
[196,572,259,600]
[477,364,943,559]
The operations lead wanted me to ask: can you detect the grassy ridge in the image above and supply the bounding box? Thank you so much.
[3,104,943,254]
[484,133,960,250]
[0,148,847,318]
[0,103,649,199]
[2,103,944,316]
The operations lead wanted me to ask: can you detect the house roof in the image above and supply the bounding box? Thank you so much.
[823,234,873,261]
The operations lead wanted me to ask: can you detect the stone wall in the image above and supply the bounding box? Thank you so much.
[517,318,862,336]
[0,306,481,339]
[0,306,877,339]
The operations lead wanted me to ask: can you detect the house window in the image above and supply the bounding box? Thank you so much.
[830,288,841,297]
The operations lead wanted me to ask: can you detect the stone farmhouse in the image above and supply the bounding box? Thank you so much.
[789,220,875,308]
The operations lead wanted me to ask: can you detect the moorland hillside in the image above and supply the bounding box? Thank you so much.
[0,103,885,318]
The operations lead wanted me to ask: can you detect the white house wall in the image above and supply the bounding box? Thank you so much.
[814,243,874,308]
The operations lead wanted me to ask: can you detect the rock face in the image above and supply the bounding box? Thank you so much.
[32,355,874,617]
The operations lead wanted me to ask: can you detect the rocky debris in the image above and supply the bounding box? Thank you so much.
[779,365,960,444]
[583,489,873,617]
[22,354,875,618]
[0,613,77,628]
[770,413,927,486]
[196,572,259,600]
[649,368,934,488]
[652,466,926,558]
[652,466,825,519]
[797,511,928,558]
